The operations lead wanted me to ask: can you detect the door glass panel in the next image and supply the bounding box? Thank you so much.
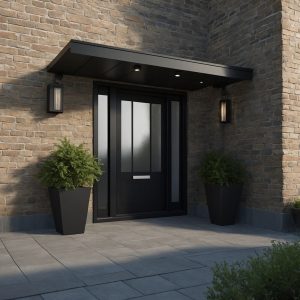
[121,100,132,172]
[133,102,150,172]
[151,104,161,172]
[98,94,108,211]
[171,101,180,203]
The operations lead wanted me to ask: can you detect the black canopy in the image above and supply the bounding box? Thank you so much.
[47,40,253,91]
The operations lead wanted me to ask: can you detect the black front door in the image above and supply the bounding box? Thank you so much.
[116,90,167,214]
[93,84,186,221]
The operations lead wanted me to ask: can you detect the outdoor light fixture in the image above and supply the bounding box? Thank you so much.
[47,82,63,113]
[219,88,231,123]
[134,64,141,72]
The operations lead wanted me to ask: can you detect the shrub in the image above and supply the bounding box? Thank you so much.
[39,138,102,190]
[207,241,300,300]
[293,199,300,209]
[200,152,246,186]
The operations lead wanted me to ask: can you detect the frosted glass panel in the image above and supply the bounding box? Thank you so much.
[98,94,108,210]
[121,100,132,172]
[151,104,161,172]
[53,87,62,111]
[133,102,150,172]
[171,101,180,203]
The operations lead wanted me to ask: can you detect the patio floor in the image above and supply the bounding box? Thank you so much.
[0,216,298,300]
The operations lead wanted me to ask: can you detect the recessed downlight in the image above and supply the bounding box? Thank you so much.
[200,81,204,84]
[134,64,141,72]
[174,73,181,78]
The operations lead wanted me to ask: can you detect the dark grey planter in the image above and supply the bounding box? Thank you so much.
[49,187,90,235]
[292,208,300,228]
[205,184,243,226]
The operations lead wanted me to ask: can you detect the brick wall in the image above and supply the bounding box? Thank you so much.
[1,0,295,223]
[188,0,284,212]
[281,0,300,205]
[0,0,208,218]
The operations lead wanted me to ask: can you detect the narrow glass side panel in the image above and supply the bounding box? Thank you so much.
[121,100,132,172]
[151,104,161,172]
[98,94,108,211]
[133,101,150,173]
[171,101,180,203]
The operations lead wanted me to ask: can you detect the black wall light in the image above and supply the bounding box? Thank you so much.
[47,76,63,113]
[219,88,231,123]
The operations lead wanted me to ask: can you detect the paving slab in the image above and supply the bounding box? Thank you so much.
[187,247,266,267]
[125,275,178,295]
[86,281,142,300]
[112,255,202,277]
[161,267,213,288]
[0,216,298,300]
[179,285,209,300]
[0,277,83,300]
[41,287,97,300]
[133,291,191,300]
[82,270,136,286]
[17,296,43,300]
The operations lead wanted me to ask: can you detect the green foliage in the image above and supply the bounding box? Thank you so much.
[293,199,300,209]
[39,138,102,190]
[200,152,246,186]
[207,241,300,300]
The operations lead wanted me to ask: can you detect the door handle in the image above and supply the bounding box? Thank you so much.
[133,175,151,180]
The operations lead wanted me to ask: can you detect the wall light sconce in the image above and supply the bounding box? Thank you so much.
[219,88,231,123]
[47,81,63,113]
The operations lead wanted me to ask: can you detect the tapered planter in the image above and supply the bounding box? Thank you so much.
[292,208,300,228]
[49,187,90,235]
[205,184,243,226]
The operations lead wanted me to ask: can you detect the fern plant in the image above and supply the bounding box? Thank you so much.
[39,138,102,190]
[200,152,246,186]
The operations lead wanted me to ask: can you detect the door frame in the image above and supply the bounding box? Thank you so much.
[93,81,187,222]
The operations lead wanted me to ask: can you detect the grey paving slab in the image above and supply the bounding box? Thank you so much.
[0,216,298,300]
[179,285,209,300]
[17,296,43,300]
[187,247,266,267]
[82,270,136,286]
[125,275,178,295]
[112,255,202,277]
[95,246,138,258]
[134,246,186,258]
[0,277,84,300]
[0,265,28,286]
[161,267,213,288]
[2,238,43,256]
[0,250,27,286]
[53,251,125,278]
[41,287,97,300]
[86,281,142,300]
[0,232,31,241]
[133,291,191,300]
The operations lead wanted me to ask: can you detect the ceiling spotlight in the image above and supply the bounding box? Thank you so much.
[200,81,204,84]
[174,73,181,78]
[134,64,141,72]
